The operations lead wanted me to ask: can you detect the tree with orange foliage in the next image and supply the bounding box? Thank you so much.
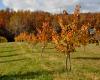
[51,15,77,71]
[37,20,52,56]
[15,32,37,44]
[79,24,89,51]
[51,4,81,71]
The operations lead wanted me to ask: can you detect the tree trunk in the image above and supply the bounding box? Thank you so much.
[65,54,68,70]
[65,53,71,71]
[83,45,86,53]
[41,42,47,56]
[41,46,45,56]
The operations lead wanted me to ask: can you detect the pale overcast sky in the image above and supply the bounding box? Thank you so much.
[0,0,100,13]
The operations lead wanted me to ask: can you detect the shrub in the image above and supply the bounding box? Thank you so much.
[15,32,37,44]
[0,36,8,43]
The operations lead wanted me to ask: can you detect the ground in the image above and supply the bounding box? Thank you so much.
[0,42,100,80]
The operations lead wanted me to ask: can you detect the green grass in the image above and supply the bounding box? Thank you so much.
[0,42,100,80]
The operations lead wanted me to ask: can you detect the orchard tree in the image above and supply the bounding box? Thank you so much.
[51,4,81,71]
[37,20,53,56]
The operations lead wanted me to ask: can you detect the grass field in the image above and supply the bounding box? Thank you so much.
[0,42,100,80]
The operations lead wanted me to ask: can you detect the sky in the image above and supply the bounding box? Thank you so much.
[0,0,100,13]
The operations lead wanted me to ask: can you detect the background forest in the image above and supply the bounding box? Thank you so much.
[0,8,100,42]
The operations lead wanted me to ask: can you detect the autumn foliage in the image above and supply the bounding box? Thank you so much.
[15,32,37,44]
[0,6,100,71]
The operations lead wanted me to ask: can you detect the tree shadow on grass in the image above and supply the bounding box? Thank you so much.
[0,65,68,80]
[0,53,24,58]
[0,58,30,63]
[73,57,100,60]
[0,70,54,80]
[0,49,19,53]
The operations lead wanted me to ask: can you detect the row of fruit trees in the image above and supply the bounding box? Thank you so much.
[15,4,100,71]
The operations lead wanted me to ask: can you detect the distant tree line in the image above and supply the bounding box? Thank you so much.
[0,8,100,42]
